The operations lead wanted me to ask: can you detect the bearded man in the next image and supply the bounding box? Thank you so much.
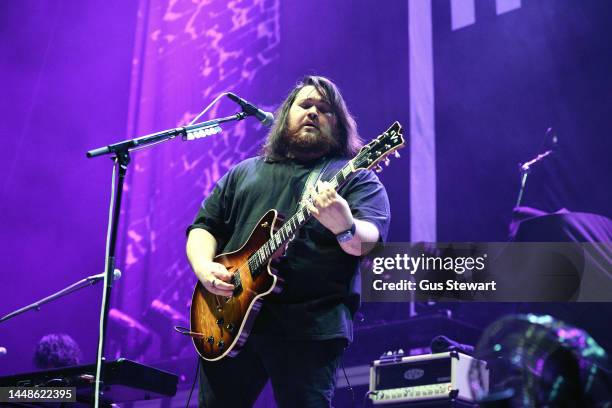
[186,75,390,407]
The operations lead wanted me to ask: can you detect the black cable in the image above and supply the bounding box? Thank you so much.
[361,390,377,408]
[186,358,200,408]
[340,360,355,407]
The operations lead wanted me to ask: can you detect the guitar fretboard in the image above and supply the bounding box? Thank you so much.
[247,161,355,277]
[244,120,404,278]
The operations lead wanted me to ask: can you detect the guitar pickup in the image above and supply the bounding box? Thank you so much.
[231,273,242,296]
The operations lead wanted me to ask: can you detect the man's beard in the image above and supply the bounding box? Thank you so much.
[281,127,340,161]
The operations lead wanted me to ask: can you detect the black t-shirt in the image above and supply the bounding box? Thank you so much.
[188,155,390,342]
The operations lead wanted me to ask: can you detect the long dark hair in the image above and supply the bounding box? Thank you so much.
[262,75,362,161]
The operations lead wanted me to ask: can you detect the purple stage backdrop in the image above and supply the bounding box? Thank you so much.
[1,0,611,406]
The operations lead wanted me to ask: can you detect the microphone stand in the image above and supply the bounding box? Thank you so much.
[85,111,247,408]
[0,272,118,323]
[515,149,554,207]
[86,112,246,158]
[515,127,558,208]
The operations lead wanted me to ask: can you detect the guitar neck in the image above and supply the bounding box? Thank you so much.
[247,120,405,274]
[248,160,356,272]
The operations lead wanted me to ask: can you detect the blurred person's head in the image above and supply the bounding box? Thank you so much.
[34,333,81,369]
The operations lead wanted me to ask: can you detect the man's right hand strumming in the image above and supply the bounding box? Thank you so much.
[187,228,235,297]
[194,260,235,297]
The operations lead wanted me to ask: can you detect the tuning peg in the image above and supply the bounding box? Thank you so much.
[375,164,383,173]
[394,151,401,158]
[384,158,391,167]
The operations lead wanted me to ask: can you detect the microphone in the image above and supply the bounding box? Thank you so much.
[86,269,122,282]
[430,335,474,355]
[226,92,274,126]
[520,127,559,173]
[544,126,559,150]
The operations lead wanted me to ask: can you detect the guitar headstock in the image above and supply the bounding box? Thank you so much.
[352,121,405,172]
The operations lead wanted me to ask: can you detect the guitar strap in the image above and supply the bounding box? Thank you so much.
[298,158,330,207]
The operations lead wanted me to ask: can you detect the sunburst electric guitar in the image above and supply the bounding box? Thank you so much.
[182,121,405,361]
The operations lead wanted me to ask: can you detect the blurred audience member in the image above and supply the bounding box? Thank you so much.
[34,333,81,369]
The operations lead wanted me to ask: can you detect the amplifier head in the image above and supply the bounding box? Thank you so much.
[369,351,488,404]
